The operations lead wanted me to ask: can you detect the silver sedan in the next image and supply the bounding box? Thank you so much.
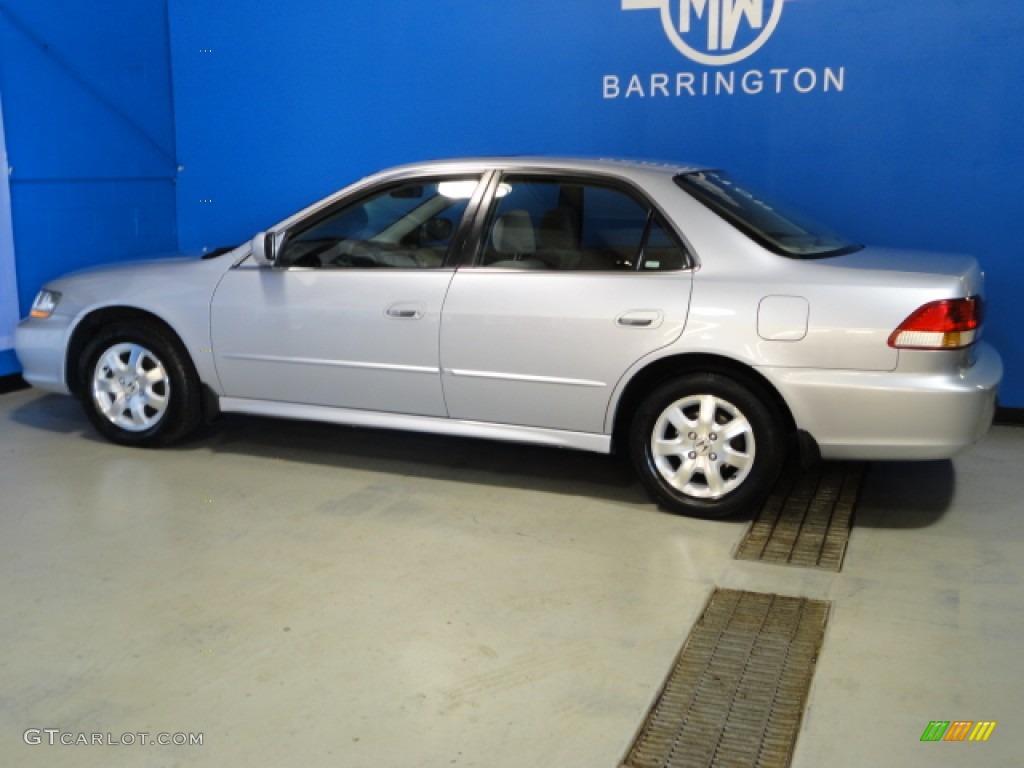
[15,158,1002,517]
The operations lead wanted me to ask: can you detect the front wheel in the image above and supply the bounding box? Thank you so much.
[629,373,786,518]
[79,322,201,447]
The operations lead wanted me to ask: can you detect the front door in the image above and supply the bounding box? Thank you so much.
[211,175,485,417]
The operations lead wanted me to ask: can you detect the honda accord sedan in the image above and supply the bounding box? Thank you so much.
[15,157,1002,517]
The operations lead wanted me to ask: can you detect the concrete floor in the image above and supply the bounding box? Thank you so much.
[1,387,1021,768]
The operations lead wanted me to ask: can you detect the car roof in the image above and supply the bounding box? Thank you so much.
[382,156,709,178]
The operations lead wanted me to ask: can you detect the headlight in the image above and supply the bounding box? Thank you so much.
[29,289,62,319]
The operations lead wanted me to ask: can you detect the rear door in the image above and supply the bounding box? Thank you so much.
[439,172,693,434]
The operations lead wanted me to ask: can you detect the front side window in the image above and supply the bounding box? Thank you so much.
[478,176,689,271]
[277,177,482,268]
[675,171,861,258]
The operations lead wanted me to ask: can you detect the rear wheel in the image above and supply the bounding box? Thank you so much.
[629,372,786,518]
[79,322,201,447]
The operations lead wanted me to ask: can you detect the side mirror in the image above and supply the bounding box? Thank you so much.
[250,231,278,267]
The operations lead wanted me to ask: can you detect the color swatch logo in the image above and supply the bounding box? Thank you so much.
[920,721,997,743]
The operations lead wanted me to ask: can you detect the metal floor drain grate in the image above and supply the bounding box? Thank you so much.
[735,462,866,572]
[621,589,830,768]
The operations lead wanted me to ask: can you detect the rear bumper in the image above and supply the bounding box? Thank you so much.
[764,342,1002,460]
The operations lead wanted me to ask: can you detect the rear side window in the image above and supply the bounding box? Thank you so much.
[478,175,690,271]
[675,171,862,259]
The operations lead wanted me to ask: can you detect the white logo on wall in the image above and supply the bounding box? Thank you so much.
[606,0,845,99]
[622,0,784,66]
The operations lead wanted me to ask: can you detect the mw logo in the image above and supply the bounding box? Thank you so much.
[623,0,784,67]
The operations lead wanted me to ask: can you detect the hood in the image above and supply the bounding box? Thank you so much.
[63,255,199,280]
[60,245,242,281]
[43,247,244,313]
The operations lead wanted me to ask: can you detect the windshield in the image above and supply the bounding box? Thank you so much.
[675,171,862,258]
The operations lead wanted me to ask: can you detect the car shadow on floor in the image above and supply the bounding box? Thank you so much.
[7,392,957,526]
[853,459,956,529]
[6,391,89,435]
[7,393,654,512]
[194,413,653,509]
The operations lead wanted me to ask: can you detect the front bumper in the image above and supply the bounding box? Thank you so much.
[765,342,1002,460]
[14,315,74,395]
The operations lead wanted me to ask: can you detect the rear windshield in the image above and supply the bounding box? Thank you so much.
[675,171,862,258]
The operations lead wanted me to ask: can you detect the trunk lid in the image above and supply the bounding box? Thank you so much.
[821,247,984,298]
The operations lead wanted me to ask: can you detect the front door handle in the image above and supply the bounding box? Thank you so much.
[385,302,425,320]
[616,310,663,329]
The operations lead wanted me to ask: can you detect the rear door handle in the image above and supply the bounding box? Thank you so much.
[385,302,425,320]
[616,310,663,328]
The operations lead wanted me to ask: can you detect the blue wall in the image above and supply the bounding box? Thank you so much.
[0,91,17,375]
[2,1,1022,406]
[167,0,1023,406]
[0,0,178,375]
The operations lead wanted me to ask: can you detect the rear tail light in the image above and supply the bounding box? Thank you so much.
[888,297,983,350]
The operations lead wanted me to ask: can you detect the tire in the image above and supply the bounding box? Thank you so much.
[629,372,786,518]
[79,322,201,447]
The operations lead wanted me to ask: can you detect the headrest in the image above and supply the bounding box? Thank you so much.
[492,209,536,254]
